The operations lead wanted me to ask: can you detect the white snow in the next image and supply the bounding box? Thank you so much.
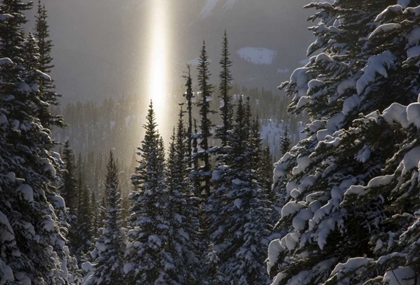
[307,79,323,94]
[404,5,420,17]
[233,199,242,209]
[0,13,13,21]
[0,113,7,127]
[383,102,409,128]
[406,27,420,46]
[18,83,31,93]
[374,239,384,252]
[316,218,335,250]
[396,147,420,175]
[42,215,55,232]
[0,57,12,65]
[123,262,135,274]
[35,69,51,81]
[406,45,420,58]
[407,103,420,128]
[356,51,396,95]
[375,5,404,22]
[236,47,277,65]
[0,211,14,242]
[342,94,360,115]
[267,239,285,273]
[330,256,373,276]
[81,262,93,272]
[281,201,305,218]
[296,96,309,109]
[292,208,312,231]
[383,267,415,285]
[6,172,15,182]
[336,77,356,96]
[355,145,371,163]
[14,273,30,285]
[0,259,14,284]
[345,175,393,196]
[17,184,34,203]
[369,23,402,39]
[292,156,311,175]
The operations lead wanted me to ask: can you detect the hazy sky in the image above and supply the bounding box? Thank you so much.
[28,0,313,103]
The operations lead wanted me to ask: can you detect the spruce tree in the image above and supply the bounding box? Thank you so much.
[183,65,194,167]
[125,101,174,284]
[166,121,200,283]
[0,2,73,283]
[268,1,420,284]
[62,141,78,216]
[207,96,272,284]
[217,30,233,147]
[34,0,63,128]
[196,41,214,197]
[74,155,93,262]
[90,151,125,285]
[280,125,291,156]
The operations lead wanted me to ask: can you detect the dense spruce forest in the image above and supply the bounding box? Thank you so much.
[2,0,420,284]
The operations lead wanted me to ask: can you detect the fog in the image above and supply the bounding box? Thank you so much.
[29,0,313,104]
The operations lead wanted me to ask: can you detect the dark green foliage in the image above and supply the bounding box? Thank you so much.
[125,101,175,284]
[280,125,291,156]
[90,151,125,285]
[196,41,215,197]
[207,96,272,284]
[217,30,233,147]
[34,0,63,128]
[0,1,75,282]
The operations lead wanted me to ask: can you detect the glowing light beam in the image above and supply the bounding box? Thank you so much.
[148,0,169,136]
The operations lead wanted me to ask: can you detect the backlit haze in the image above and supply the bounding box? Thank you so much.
[29,0,313,140]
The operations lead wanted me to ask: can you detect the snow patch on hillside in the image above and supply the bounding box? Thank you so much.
[237,47,277,65]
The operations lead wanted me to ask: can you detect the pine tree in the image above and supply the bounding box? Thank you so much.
[268,1,420,284]
[280,125,291,156]
[217,30,233,147]
[62,141,78,216]
[125,101,174,284]
[0,2,74,283]
[183,65,194,167]
[0,0,32,59]
[74,154,94,261]
[90,151,125,285]
[34,0,63,128]
[166,117,201,283]
[207,96,272,284]
[34,0,53,74]
[196,41,214,197]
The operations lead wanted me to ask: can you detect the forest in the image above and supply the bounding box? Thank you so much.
[1,0,420,285]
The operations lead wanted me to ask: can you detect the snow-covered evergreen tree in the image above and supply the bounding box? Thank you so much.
[279,125,291,156]
[0,1,74,283]
[125,101,176,284]
[208,96,272,284]
[195,41,215,197]
[89,151,125,285]
[217,30,233,147]
[34,0,63,128]
[165,107,202,283]
[72,154,94,262]
[183,65,194,168]
[268,1,420,284]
